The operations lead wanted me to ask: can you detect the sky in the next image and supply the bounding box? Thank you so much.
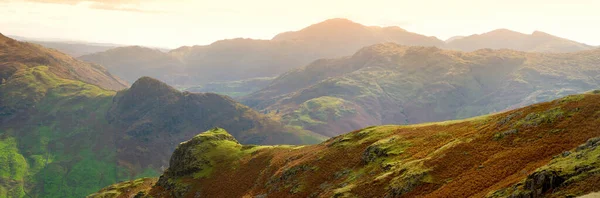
[1,0,599,48]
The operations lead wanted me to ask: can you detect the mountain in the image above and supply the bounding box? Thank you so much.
[0,36,324,197]
[79,18,445,87]
[79,46,186,85]
[271,18,445,58]
[89,91,600,197]
[242,43,600,136]
[0,33,128,90]
[446,29,594,52]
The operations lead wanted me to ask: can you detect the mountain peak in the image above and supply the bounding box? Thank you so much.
[124,76,181,102]
[272,18,367,41]
[484,28,526,36]
[318,18,357,25]
[130,76,178,93]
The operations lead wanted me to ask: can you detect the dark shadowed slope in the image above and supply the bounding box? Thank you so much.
[108,77,325,173]
[242,43,600,136]
[446,29,594,53]
[92,91,600,198]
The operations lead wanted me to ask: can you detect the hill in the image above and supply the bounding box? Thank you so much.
[90,91,600,197]
[242,43,600,136]
[79,18,445,87]
[0,39,324,197]
[0,33,128,90]
[446,29,594,53]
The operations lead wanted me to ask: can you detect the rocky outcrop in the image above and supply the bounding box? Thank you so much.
[492,136,600,198]
[509,170,565,198]
[156,128,242,197]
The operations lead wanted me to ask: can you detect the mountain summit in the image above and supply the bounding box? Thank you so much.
[447,29,593,52]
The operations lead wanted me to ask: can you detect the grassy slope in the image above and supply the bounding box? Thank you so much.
[103,91,600,198]
[0,66,134,197]
[0,33,127,91]
[0,67,324,198]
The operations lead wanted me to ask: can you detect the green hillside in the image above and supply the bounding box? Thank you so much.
[243,43,600,136]
[0,34,325,197]
[0,66,324,197]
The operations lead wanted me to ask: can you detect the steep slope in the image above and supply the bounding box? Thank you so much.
[79,46,185,84]
[93,91,600,198]
[0,52,323,197]
[80,18,444,87]
[242,43,600,136]
[0,33,128,90]
[446,29,594,53]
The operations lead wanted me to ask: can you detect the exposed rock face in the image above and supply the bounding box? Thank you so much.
[491,136,600,198]
[509,170,565,198]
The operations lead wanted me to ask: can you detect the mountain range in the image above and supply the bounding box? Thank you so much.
[2,17,600,198]
[242,43,600,136]
[0,34,323,197]
[78,18,596,93]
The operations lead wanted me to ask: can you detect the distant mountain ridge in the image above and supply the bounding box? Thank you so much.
[78,18,594,92]
[79,18,447,86]
[446,29,594,52]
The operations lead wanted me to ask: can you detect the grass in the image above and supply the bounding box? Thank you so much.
[283,96,357,128]
[137,93,600,198]
[0,66,134,198]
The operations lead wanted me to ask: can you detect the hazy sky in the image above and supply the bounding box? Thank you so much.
[1,0,599,48]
